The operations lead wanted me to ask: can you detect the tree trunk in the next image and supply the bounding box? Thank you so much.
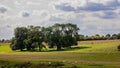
[27,46,31,51]
[57,45,61,51]
[39,45,42,51]
[20,48,23,51]
[20,45,23,51]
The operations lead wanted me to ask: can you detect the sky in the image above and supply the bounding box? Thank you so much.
[0,0,120,39]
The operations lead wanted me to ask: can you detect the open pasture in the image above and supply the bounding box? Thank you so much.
[0,40,120,68]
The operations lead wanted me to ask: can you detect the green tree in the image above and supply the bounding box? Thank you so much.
[79,35,85,41]
[25,26,43,51]
[105,34,111,39]
[10,23,80,51]
[47,23,80,50]
[111,34,118,39]
[10,37,18,50]
[117,33,120,39]
[10,27,28,51]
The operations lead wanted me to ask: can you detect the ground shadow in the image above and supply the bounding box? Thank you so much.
[49,46,91,52]
[15,46,91,52]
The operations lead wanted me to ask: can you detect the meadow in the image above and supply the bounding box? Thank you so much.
[0,40,120,68]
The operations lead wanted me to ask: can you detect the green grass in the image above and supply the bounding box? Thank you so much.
[0,40,120,53]
[0,45,13,53]
[0,40,120,68]
[74,42,120,53]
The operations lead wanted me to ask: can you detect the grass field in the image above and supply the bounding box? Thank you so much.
[0,40,120,68]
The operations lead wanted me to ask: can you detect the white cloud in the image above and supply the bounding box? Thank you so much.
[0,0,120,39]
[0,4,10,13]
[93,11,120,19]
[32,10,49,18]
[53,0,120,12]
[22,11,30,17]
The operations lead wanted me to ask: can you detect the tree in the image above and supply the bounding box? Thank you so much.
[10,37,18,50]
[79,35,85,41]
[25,26,43,51]
[47,23,80,50]
[105,34,111,40]
[10,23,80,51]
[10,27,28,51]
[1,39,5,43]
[117,33,120,39]
[111,34,118,39]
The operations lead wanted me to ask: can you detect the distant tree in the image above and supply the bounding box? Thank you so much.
[105,34,111,40]
[101,35,106,40]
[95,34,100,37]
[117,33,120,39]
[111,34,118,39]
[1,39,5,43]
[94,34,100,40]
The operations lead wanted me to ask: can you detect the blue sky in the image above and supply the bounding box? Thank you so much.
[0,0,120,39]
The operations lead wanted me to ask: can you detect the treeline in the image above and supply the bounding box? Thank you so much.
[10,23,79,51]
[79,33,120,41]
[0,39,10,43]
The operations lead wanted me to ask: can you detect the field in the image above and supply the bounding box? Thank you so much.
[0,40,120,68]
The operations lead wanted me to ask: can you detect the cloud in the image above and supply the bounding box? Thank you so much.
[49,16,64,22]
[77,3,114,11]
[0,24,13,39]
[104,0,120,6]
[93,11,119,19]
[0,0,120,39]
[86,25,97,30]
[22,11,30,17]
[53,0,120,12]
[102,12,117,19]
[0,5,8,13]
[55,4,75,12]
[32,10,49,18]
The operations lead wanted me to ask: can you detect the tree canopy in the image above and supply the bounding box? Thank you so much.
[10,23,80,51]
[78,33,120,41]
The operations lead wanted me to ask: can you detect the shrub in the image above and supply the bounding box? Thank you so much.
[117,45,120,51]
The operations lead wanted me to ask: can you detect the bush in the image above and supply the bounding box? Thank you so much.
[117,45,120,51]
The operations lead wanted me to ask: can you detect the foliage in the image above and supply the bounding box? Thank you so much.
[78,33,120,41]
[117,44,120,51]
[10,23,80,51]
[10,27,28,51]
[46,23,79,50]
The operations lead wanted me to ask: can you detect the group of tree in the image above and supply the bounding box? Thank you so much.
[10,23,80,51]
[0,39,10,43]
[79,33,120,41]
